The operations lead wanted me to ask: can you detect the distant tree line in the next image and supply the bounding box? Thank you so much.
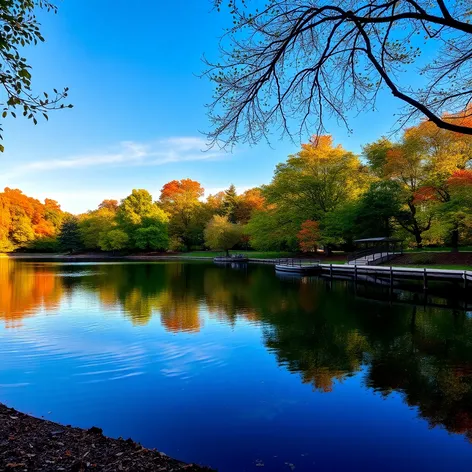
[1,118,472,254]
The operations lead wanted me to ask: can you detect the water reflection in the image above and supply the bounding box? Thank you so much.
[1,258,472,448]
[0,259,63,328]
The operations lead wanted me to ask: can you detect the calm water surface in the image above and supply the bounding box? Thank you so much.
[1,260,472,471]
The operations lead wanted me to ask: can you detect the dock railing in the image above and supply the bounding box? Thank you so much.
[276,258,321,267]
[347,245,403,264]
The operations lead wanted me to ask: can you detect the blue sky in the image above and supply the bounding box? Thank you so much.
[0,0,426,213]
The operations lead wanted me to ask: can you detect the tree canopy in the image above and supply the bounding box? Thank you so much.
[0,0,71,149]
[2,121,471,254]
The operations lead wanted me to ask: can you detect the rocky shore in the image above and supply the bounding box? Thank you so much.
[0,404,214,471]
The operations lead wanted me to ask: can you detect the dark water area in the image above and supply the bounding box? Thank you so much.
[1,260,472,471]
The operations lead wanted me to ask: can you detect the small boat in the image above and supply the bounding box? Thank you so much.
[275,260,320,274]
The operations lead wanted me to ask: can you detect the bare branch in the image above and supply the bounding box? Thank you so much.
[205,0,472,147]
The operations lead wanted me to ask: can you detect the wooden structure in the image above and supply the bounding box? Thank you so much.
[348,237,403,265]
[275,259,321,275]
[214,254,248,263]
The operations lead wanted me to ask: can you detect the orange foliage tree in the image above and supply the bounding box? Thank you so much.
[159,179,207,250]
[235,188,265,224]
[297,220,320,253]
[0,188,63,251]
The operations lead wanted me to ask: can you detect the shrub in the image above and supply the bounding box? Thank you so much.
[26,237,60,253]
[410,254,435,265]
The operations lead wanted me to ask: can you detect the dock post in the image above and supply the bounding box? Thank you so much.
[423,268,428,291]
[330,264,333,281]
[354,264,358,283]
[464,271,468,291]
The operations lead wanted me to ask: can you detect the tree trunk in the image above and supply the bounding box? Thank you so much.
[225,248,230,257]
[414,231,423,249]
[451,227,459,253]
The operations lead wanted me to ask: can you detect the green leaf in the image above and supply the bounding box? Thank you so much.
[2,111,6,118]
[0,144,5,152]
[18,69,31,79]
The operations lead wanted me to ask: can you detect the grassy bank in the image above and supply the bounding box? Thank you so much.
[182,250,296,259]
[405,246,472,253]
[383,252,472,270]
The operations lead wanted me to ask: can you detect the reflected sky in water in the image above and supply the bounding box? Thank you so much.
[1,260,472,471]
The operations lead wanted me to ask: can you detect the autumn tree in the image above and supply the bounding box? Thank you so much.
[405,119,472,249]
[234,188,265,224]
[0,194,12,251]
[441,170,472,249]
[247,136,367,250]
[365,137,434,247]
[0,0,72,149]
[207,0,472,147]
[159,179,207,250]
[206,191,226,213]
[0,188,63,251]
[98,199,119,212]
[204,215,242,256]
[297,220,320,253]
[365,117,472,248]
[43,199,63,233]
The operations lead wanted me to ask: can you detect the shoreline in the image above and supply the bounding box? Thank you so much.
[1,253,217,263]
[0,403,214,471]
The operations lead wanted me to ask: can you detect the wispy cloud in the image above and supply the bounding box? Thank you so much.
[3,136,224,179]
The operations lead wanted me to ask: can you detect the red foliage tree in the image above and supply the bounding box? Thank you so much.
[448,170,472,187]
[297,220,320,253]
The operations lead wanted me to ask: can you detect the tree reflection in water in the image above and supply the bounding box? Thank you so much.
[1,259,472,441]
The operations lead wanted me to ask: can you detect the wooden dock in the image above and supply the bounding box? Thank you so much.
[319,263,471,288]
[248,258,471,289]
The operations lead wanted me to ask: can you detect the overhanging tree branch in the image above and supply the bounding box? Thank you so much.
[205,0,472,146]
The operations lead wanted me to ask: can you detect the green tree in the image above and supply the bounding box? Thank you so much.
[246,208,298,251]
[353,181,403,239]
[99,229,129,253]
[58,217,82,253]
[118,189,169,249]
[0,0,72,150]
[222,184,238,223]
[204,215,242,256]
[79,207,116,250]
[134,225,169,252]
[118,189,165,227]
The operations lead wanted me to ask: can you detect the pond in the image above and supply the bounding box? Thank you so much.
[1,259,472,471]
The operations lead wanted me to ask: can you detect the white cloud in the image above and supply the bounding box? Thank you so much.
[2,136,224,179]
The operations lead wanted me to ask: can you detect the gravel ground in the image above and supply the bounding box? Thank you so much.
[0,404,214,472]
